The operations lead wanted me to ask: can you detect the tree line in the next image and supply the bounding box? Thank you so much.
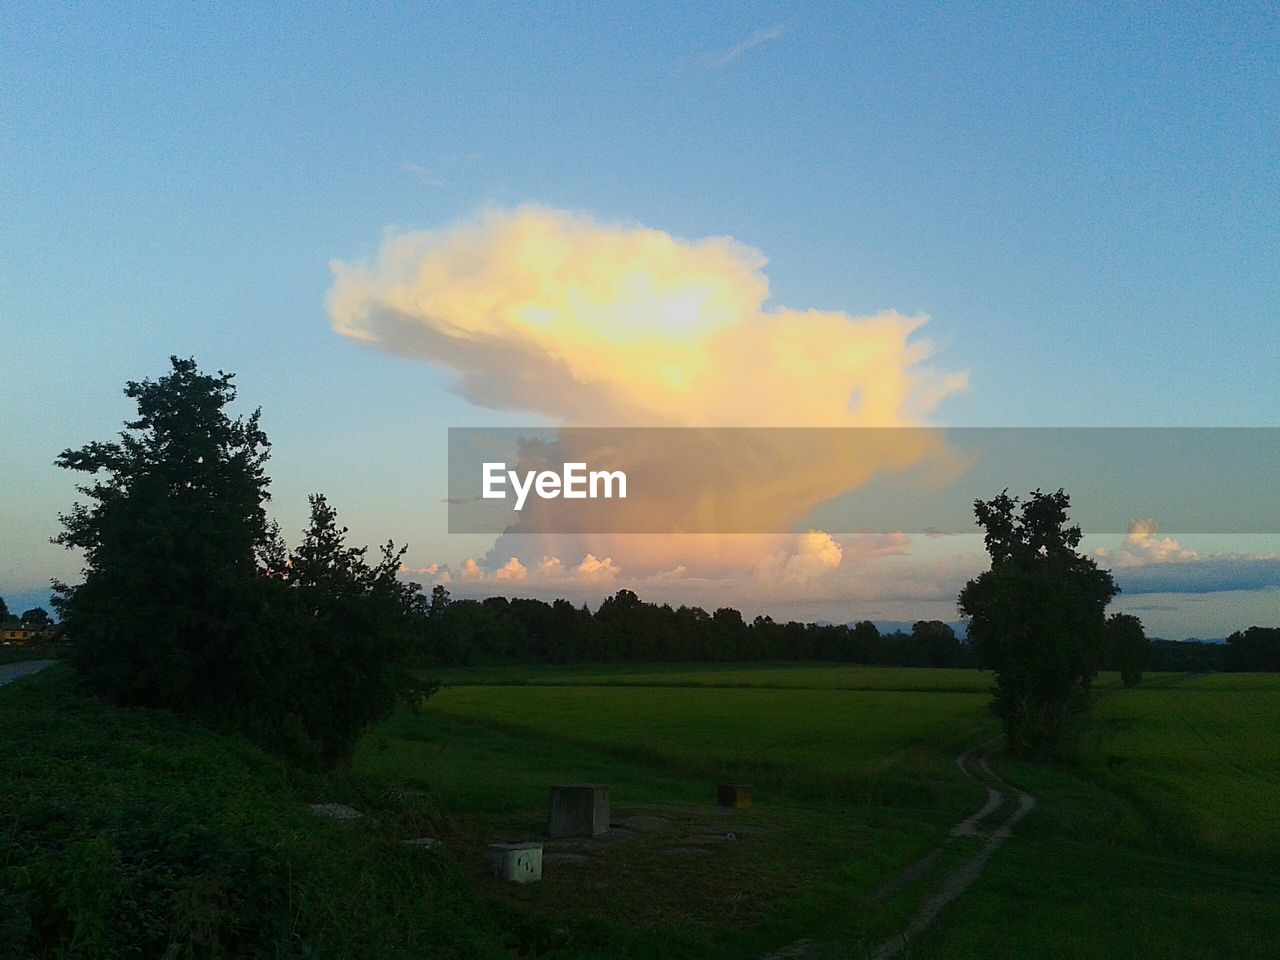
[421,588,974,667]
[1168,627,1280,672]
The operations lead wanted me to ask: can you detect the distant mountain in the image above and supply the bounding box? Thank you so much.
[850,619,969,640]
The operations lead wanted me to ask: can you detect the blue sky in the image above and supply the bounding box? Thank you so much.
[2,2,1276,636]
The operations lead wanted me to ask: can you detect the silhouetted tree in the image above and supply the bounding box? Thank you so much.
[269,494,433,766]
[959,489,1118,758]
[1224,626,1280,672]
[428,583,451,617]
[54,357,274,709]
[912,620,963,667]
[20,607,51,627]
[54,357,430,767]
[1147,638,1226,672]
[1107,612,1148,687]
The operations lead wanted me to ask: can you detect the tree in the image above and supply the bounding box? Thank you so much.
[54,357,274,709]
[0,595,10,623]
[428,583,451,618]
[958,489,1118,758]
[20,607,52,628]
[1107,612,1149,688]
[54,357,430,767]
[270,494,434,767]
[912,620,962,667]
[1224,626,1280,672]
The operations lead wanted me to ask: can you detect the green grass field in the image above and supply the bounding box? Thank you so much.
[916,672,1280,959]
[7,662,1277,958]
[356,664,1280,959]
[357,669,999,958]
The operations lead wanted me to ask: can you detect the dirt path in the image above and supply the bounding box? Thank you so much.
[763,735,1035,960]
[0,660,57,688]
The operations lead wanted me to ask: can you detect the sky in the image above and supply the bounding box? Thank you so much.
[1,2,1277,638]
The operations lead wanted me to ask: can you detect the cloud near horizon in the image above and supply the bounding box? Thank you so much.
[1095,520,1279,596]
[1095,519,1199,567]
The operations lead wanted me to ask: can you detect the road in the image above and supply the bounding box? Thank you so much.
[0,659,57,688]
[763,735,1035,960]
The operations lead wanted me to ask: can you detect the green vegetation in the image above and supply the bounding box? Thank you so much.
[1081,672,1280,862]
[355,665,997,957]
[416,684,991,802]
[351,664,1276,957]
[1,667,517,959]
[7,657,1277,957]
[0,640,71,665]
[961,489,1119,758]
[1107,611,1149,688]
[915,672,1280,959]
[53,357,431,766]
[421,587,972,668]
[432,662,997,691]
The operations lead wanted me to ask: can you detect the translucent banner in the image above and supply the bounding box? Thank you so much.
[447,427,1279,535]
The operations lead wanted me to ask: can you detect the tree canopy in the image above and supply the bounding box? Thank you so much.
[54,357,431,767]
[1107,612,1149,688]
[55,357,274,709]
[959,488,1120,758]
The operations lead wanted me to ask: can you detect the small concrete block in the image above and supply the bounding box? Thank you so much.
[488,842,542,883]
[717,784,752,809]
[548,784,610,838]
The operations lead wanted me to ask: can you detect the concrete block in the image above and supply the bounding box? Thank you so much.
[717,783,752,809]
[548,784,610,838]
[487,842,542,883]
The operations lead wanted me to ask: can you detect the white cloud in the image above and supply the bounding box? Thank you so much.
[330,206,965,600]
[1096,519,1198,567]
[493,557,528,581]
[706,27,785,69]
[574,553,621,582]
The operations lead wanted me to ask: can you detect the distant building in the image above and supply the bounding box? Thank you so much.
[1,624,54,644]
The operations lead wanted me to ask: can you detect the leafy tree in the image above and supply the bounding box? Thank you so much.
[1224,626,1280,672]
[912,620,963,667]
[54,357,274,709]
[54,357,430,767]
[958,489,1118,758]
[1107,612,1149,687]
[0,595,10,622]
[428,583,451,618]
[269,494,434,767]
[20,607,52,627]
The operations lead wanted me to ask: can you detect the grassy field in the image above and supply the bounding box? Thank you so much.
[357,664,1279,959]
[915,672,1280,959]
[357,667,999,958]
[7,662,1276,958]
